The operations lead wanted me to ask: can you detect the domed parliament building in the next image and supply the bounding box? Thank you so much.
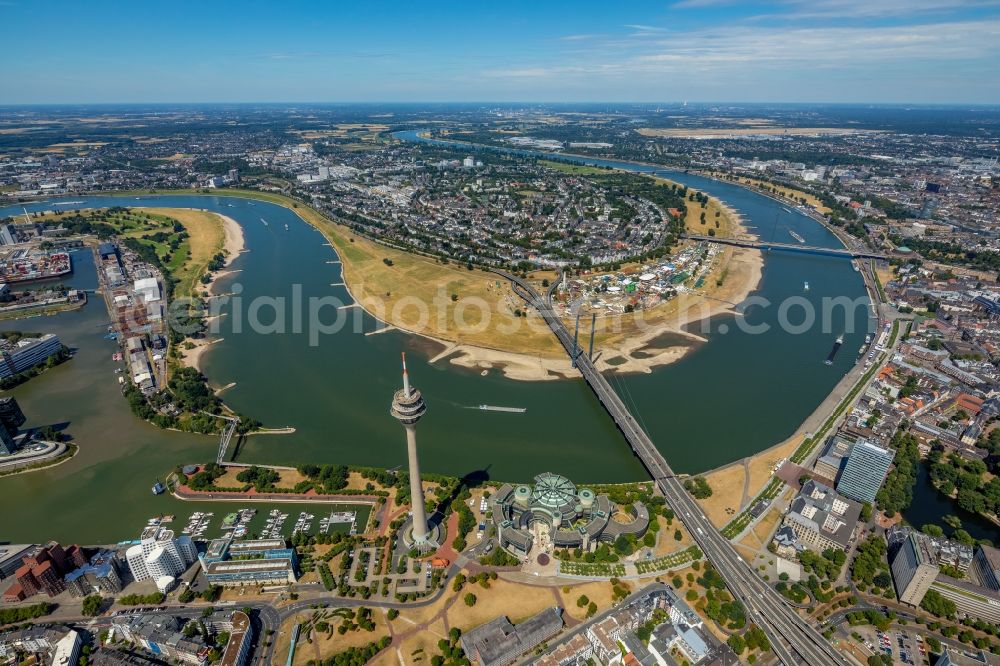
[490,472,650,558]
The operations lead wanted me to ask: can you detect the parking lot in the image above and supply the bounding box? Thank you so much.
[852,626,929,664]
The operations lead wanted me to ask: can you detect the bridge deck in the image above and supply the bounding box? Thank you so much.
[683,233,886,260]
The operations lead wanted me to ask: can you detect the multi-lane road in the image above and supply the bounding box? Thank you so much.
[682,233,887,260]
[497,268,850,666]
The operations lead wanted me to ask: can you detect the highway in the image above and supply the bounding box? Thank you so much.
[497,268,849,666]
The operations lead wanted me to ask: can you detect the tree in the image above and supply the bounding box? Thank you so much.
[920,589,957,619]
[683,477,713,499]
[81,595,103,617]
[463,593,477,607]
[876,431,920,516]
[727,634,746,655]
[921,524,945,537]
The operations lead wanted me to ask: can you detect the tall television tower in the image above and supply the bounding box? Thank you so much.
[390,353,430,545]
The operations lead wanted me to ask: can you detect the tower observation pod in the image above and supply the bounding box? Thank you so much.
[390,352,433,546]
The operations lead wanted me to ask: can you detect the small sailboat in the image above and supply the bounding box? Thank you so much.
[804,281,810,291]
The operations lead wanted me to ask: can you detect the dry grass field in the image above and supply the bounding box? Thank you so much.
[698,432,801,529]
[445,579,557,630]
[696,464,747,529]
[273,608,390,666]
[557,580,621,622]
[213,466,308,489]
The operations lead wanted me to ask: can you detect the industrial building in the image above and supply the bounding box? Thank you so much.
[491,472,649,557]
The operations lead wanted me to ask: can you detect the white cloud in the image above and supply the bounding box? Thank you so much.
[478,17,1000,101]
[669,0,1000,18]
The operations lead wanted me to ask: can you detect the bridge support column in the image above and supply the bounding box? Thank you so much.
[588,313,596,361]
[572,311,581,368]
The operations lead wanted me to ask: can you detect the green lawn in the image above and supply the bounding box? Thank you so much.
[538,160,612,175]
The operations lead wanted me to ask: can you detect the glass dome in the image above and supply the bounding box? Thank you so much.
[530,473,577,511]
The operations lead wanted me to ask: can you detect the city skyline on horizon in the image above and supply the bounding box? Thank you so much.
[1,0,998,105]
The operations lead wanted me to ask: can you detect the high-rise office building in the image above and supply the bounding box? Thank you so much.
[972,545,1000,592]
[0,396,26,437]
[836,439,895,504]
[890,533,939,606]
[0,428,16,455]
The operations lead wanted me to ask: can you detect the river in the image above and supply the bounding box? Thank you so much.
[0,149,871,543]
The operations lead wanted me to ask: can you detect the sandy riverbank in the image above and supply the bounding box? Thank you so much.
[179,212,245,372]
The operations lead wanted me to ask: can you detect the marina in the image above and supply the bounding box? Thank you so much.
[147,504,361,542]
[181,511,213,538]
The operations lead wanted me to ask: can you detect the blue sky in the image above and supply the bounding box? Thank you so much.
[2,0,999,104]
